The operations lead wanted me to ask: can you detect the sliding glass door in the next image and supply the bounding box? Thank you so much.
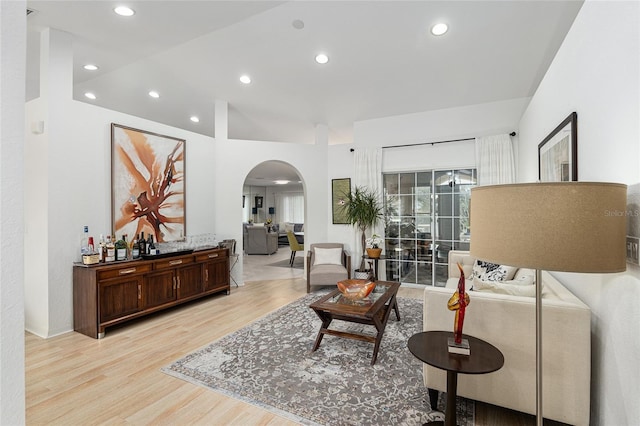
[383,169,476,286]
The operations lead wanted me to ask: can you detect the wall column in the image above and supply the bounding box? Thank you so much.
[215,100,228,140]
[0,0,26,423]
[24,27,74,337]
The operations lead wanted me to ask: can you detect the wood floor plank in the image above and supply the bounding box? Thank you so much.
[26,255,541,425]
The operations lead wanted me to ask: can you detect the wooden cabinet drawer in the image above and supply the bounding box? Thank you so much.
[97,263,151,280]
[195,250,227,262]
[153,256,194,270]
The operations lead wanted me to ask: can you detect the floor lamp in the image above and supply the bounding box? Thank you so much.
[469,182,627,426]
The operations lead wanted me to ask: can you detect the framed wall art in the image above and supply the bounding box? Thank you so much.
[332,178,351,224]
[255,196,263,208]
[111,123,186,243]
[538,112,577,182]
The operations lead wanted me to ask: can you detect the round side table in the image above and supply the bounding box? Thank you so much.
[408,331,504,426]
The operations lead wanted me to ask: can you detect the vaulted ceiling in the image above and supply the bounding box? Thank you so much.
[26,1,583,146]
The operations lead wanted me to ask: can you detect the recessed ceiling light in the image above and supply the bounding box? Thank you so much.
[83,64,98,71]
[148,91,160,98]
[84,92,96,100]
[292,19,305,30]
[315,53,329,64]
[274,180,290,185]
[239,75,251,84]
[431,23,448,36]
[114,6,135,17]
[190,116,200,123]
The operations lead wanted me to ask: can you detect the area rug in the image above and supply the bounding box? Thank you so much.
[266,257,304,269]
[162,292,474,425]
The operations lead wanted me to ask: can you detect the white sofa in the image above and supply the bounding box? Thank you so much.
[423,250,591,426]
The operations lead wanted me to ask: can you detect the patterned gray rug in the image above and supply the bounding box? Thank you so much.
[162,292,474,425]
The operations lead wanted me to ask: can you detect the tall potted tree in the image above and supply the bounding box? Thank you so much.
[341,186,383,274]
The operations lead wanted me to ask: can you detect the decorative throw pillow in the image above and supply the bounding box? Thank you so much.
[284,222,294,232]
[513,268,536,284]
[313,247,343,265]
[473,276,537,297]
[472,260,518,282]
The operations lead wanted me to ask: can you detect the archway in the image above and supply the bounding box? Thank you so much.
[240,161,306,281]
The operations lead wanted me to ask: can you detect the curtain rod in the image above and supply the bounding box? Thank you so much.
[349,131,516,152]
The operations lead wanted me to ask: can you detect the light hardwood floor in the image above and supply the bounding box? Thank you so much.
[26,248,545,425]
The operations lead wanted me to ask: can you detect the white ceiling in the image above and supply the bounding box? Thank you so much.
[26,0,584,148]
[244,160,303,188]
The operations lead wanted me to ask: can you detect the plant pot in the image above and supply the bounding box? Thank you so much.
[366,248,382,258]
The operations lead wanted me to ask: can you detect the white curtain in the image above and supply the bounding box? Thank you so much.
[275,192,304,224]
[475,134,515,186]
[352,148,383,272]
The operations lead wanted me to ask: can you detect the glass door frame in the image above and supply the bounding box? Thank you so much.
[382,168,476,287]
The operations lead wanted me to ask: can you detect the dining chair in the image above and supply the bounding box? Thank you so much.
[287,231,304,267]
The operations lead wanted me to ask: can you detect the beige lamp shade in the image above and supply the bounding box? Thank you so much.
[470,182,627,273]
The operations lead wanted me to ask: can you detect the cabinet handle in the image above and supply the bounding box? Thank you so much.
[177,276,181,289]
[173,277,176,290]
[119,268,137,275]
[138,284,141,300]
[169,259,183,266]
[208,254,218,258]
[205,270,209,282]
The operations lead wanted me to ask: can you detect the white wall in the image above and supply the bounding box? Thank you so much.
[0,1,26,423]
[214,138,328,283]
[25,98,330,336]
[24,27,332,338]
[242,185,267,223]
[243,183,304,224]
[325,98,529,252]
[25,98,217,337]
[358,97,528,181]
[326,144,356,246]
[518,1,640,424]
[354,97,529,148]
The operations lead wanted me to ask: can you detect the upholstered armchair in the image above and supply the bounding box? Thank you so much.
[245,226,278,255]
[306,243,351,293]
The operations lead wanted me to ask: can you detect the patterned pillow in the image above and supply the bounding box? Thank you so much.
[471,262,536,296]
[472,260,518,282]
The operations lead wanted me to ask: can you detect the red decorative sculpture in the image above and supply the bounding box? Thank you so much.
[447,263,470,344]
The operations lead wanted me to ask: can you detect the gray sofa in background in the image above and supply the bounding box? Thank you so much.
[245,226,278,255]
[278,222,304,246]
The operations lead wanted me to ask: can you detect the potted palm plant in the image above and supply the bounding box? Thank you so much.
[340,186,383,275]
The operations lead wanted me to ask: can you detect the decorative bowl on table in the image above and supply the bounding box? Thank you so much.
[337,279,376,301]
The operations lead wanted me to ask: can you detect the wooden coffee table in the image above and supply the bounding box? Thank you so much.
[309,280,401,365]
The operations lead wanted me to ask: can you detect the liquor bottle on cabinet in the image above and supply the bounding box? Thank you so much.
[131,234,140,259]
[139,232,146,257]
[80,225,90,261]
[98,234,106,263]
[147,234,155,255]
[105,235,116,262]
[115,235,127,261]
[123,234,129,259]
